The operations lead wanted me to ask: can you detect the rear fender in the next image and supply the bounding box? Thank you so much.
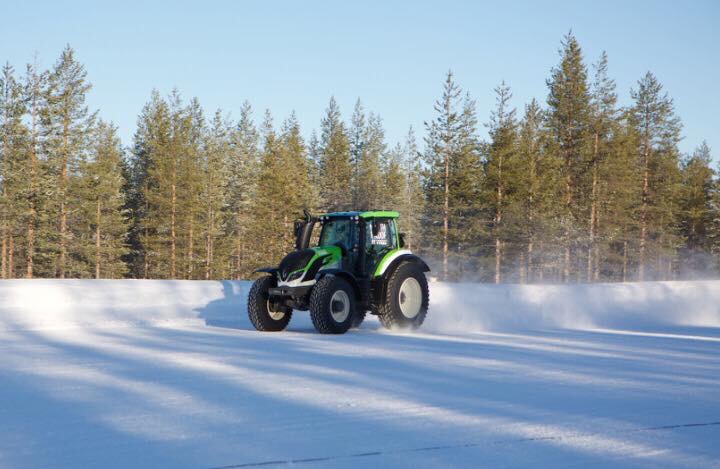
[374,254,430,302]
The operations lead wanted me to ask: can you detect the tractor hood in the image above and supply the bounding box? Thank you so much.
[277,246,341,284]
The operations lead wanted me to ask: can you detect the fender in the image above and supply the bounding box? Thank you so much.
[255,267,278,275]
[316,268,363,301]
[374,253,430,304]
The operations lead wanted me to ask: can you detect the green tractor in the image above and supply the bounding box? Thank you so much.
[247,210,430,334]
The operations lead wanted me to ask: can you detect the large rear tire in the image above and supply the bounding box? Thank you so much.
[378,262,429,330]
[309,276,355,334]
[248,275,292,332]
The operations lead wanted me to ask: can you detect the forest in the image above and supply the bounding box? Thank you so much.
[0,33,718,282]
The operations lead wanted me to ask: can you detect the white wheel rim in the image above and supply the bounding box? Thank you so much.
[399,277,422,319]
[267,300,285,320]
[330,290,350,323]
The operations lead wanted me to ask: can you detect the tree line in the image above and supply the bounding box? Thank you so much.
[1,34,718,282]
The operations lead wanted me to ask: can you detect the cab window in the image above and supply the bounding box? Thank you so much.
[366,219,397,252]
[318,218,353,251]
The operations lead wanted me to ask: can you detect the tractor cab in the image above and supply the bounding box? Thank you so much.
[312,211,403,277]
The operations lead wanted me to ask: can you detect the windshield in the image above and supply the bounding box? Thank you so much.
[318,218,354,251]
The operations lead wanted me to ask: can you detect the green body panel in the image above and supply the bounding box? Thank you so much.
[321,210,400,219]
[372,248,404,277]
[286,245,342,279]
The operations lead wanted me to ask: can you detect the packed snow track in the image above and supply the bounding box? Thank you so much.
[1,279,719,468]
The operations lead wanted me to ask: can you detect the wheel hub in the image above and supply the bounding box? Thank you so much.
[398,277,422,319]
[267,300,285,320]
[330,290,350,323]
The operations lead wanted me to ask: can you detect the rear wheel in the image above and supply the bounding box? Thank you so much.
[248,276,292,332]
[309,276,355,334]
[378,262,429,330]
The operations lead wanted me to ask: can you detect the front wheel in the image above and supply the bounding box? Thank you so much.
[309,276,355,334]
[248,276,292,332]
[378,262,429,330]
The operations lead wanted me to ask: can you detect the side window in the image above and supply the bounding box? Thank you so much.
[367,220,397,252]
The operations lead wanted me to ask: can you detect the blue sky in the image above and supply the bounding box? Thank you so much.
[2,0,718,161]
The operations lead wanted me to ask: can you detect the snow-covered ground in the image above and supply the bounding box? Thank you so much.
[1,279,719,468]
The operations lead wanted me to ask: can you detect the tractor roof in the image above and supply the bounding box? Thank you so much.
[321,210,400,219]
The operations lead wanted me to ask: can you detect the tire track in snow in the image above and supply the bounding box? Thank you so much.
[208,420,720,468]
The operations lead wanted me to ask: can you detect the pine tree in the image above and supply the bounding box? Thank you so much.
[546,32,592,281]
[247,111,314,269]
[597,112,641,282]
[22,58,49,278]
[227,101,259,278]
[587,52,618,280]
[355,113,386,210]
[0,63,28,279]
[399,128,424,250]
[484,81,518,283]
[201,110,232,279]
[424,71,482,279]
[678,141,716,275]
[42,46,96,278]
[75,121,128,278]
[179,96,205,279]
[318,97,352,211]
[516,99,555,281]
[630,72,682,280]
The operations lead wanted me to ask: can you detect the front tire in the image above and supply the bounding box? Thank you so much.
[248,276,292,332]
[378,262,429,330]
[310,276,355,334]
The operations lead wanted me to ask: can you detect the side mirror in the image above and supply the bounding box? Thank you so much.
[293,221,303,238]
[399,233,406,248]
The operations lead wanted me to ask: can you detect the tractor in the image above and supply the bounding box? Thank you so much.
[247,210,430,334]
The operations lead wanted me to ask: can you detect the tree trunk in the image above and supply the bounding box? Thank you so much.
[442,150,450,280]
[58,115,70,279]
[587,133,599,282]
[639,136,650,281]
[527,240,533,283]
[564,160,572,282]
[187,224,194,280]
[495,153,503,284]
[95,199,101,279]
[26,217,34,278]
[8,236,14,278]
[170,165,177,279]
[205,207,213,280]
[622,240,628,282]
[1,198,6,279]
